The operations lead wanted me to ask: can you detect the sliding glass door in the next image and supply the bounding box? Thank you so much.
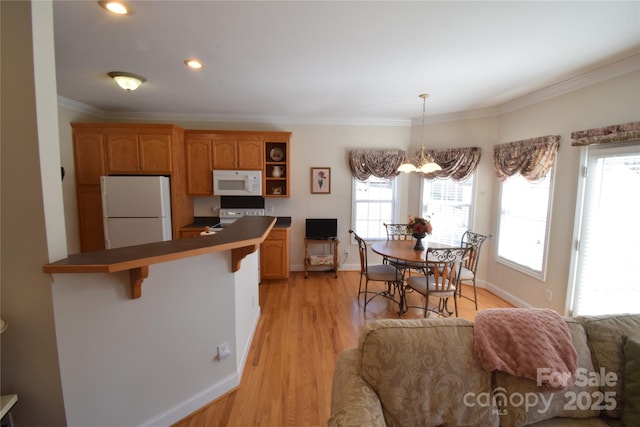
[569,142,640,315]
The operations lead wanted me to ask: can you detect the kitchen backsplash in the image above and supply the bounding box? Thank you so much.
[193,196,220,216]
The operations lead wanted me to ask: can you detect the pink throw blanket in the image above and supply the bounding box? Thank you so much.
[473,308,578,392]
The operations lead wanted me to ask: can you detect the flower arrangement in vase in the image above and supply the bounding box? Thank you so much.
[407,215,433,250]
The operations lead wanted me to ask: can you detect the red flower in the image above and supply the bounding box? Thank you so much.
[407,215,433,236]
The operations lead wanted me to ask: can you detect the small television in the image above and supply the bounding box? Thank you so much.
[305,218,337,240]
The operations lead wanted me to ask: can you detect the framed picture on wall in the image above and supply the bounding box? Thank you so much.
[310,167,331,194]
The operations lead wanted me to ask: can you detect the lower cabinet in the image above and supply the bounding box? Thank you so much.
[179,229,204,238]
[260,227,290,280]
[76,185,105,252]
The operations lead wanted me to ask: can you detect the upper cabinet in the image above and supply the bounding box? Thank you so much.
[74,130,106,185]
[71,123,192,252]
[105,128,172,174]
[185,130,291,197]
[212,137,263,170]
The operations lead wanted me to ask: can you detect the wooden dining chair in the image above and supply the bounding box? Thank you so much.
[404,247,469,317]
[457,231,490,310]
[383,223,426,275]
[349,229,402,312]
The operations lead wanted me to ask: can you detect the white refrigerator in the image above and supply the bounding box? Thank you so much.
[101,176,172,249]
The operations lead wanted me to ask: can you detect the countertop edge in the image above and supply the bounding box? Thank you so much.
[44,216,276,274]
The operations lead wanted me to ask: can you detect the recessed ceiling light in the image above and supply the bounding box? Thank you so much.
[184,59,204,69]
[99,1,130,15]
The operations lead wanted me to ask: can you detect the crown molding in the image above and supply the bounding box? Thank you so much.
[498,52,640,115]
[57,96,106,117]
[415,53,640,125]
[103,111,411,127]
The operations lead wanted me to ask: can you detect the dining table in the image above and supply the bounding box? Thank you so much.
[371,240,449,314]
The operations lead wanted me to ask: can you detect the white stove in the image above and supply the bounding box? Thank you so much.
[218,208,265,227]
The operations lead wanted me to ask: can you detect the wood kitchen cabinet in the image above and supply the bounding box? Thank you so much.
[212,138,263,170]
[74,131,105,185]
[185,130,291,197]
[73,128,107,250]
[71,123,192,252]
[185,134,214,195]
[264,140,290,198]
[106,131,172,174]
[76,185,105,252]
[179,229,205,238]
[260,227,290,280]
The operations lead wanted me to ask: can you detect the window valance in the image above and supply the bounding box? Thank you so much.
[348,149,406,181]
[571,121,640,146]
[493,135,560,182]
[421,147,481,182]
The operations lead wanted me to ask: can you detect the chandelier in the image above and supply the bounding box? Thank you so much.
[397,94,442,174]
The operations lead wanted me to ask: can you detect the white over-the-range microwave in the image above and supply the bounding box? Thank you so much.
[213,170,263,196]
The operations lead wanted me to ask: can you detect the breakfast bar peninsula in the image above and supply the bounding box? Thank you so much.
[42,216,275,427]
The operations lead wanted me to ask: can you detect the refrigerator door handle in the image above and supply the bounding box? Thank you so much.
[103,218,111,249]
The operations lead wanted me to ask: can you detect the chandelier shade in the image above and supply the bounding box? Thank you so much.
[398,94,442,174]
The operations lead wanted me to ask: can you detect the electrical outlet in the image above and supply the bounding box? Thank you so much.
[545,289,552,302]
[344,249,350,257]
[217,342,231,361]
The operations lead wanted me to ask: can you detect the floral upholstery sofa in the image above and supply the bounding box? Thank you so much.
[328,313,640,427]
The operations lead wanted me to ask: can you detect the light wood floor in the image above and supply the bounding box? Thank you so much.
[173,270,514,427]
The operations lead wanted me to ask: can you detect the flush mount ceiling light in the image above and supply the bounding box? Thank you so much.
[99,1,130,15]
[184,59,204,69]
[397,94,443,174]
[107,71,146,91]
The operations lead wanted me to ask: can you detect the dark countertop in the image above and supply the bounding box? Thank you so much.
[181,216,291,229]
[43,216,277,300]
[44,216,276,274]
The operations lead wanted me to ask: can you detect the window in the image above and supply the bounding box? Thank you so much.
[420,176,475,246]
[352,176,396,240]
[496,169,554,279]
[569,143,640,315]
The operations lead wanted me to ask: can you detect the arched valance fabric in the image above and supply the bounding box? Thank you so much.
[348,150,406,181]
[493,135,560,182]
[571,121,640,146]
[422,147,481,182]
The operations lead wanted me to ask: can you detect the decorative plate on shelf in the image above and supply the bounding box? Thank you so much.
[269,147,284,161]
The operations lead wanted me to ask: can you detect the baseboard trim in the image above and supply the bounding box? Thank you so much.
[141,308,261,426]
[483,280,533,309]
[238,306,261,376]
[140,373,240,427]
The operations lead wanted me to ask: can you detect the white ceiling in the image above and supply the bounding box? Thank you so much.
[53,1,640,125]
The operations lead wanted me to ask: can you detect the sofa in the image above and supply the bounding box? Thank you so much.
[328,313,640,427]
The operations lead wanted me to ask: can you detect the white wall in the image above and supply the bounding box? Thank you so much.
[51,250,260,427]
[1,2,67,425]
[487,71,640,313]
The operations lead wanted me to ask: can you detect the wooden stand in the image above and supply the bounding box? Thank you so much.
[304,238,339,278]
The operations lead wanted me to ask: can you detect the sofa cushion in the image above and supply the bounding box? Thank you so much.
[622,335,640,427]
[328,348,386,427]
[358,318,498,427]
[495,318,600,427]
[577,313,640,418]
